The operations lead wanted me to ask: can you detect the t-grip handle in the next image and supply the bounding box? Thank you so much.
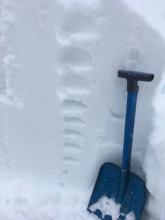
[118,70,154,92]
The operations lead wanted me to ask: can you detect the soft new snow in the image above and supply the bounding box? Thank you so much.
[89,196,135,220]
[125,212,135,220]
[0,175,98,220]
[0,0,165,219]
[89,196,121,219]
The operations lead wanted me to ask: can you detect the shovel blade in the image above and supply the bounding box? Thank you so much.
[87,163,146,220]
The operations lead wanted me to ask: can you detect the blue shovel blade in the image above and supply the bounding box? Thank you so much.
[87,163,146,220]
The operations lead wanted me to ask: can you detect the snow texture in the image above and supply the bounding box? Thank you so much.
[0,0,164,219]
[89,196,135,220]
[143,74,165,220]
[89,196,121,220]
[0,175,98,220]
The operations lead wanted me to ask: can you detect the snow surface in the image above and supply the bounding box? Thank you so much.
[0,0,165,219]
[0,175,98,220]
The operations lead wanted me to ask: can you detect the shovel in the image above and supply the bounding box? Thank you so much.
[87,70,154,220]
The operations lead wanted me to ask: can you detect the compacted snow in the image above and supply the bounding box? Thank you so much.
[0,0,165,219]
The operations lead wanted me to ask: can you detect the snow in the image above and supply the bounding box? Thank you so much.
[89,196,121,219]
[125,212,135,220]
[124,0,165,38]
[89,196,135,220]
[122,2,165,219]
[0,175,98,220]
[143,75,165,220]
[0,0,164,219]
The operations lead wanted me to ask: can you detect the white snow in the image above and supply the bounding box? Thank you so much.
[0,0,164,219]
[143,74,165,220]
[124,0,165,38]
[89,196,135,220]
[125,212,135,220]
[89,196,121,219]
[0,175,98,220]
[122,1,165,219]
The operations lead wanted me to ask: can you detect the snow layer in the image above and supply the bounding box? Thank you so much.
[143,75,165,220]
[0,0,165,219]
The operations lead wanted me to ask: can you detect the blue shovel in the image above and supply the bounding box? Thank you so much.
[87,70,154,220]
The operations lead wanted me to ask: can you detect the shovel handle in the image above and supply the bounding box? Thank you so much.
[118,70,154,171]
[118,70,154,93]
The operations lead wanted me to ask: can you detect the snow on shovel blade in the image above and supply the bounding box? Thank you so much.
[87,162,146,220]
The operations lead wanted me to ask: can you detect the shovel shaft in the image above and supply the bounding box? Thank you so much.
[119,70,154,171]
[122,91,138,171]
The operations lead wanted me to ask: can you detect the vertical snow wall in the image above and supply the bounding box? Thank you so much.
[0,0,165,219]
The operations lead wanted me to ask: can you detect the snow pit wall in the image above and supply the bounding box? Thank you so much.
[0,0,164,219]
[143,75,165,220]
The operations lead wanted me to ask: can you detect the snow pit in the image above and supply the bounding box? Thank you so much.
[0,0,165,219]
